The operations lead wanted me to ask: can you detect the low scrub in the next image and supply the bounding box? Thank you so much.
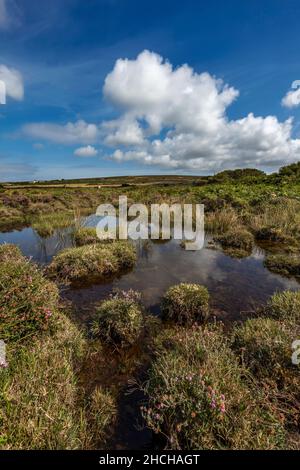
[47,241,136,283]
[161,283,210,325]
[92,290,143,347]
[141,324,285,449]
[0,314,86,449]
[0,244,59,342]
[255,227,294,244]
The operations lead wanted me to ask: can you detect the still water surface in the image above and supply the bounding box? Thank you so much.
[0,214,298,322]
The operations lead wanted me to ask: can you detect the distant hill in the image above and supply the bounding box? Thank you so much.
[211,168,265,183]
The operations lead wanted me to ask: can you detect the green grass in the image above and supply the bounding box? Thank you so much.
[264,290,300,321]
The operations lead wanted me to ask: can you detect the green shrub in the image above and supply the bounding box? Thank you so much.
[0,244,59,342]
[47,241,136,283]
[92,290,143,347]
[141,324,285,449]
[161,283,210,325]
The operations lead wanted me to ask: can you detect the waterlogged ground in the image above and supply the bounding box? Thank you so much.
[0,214,299,324]
[1,215,300,450]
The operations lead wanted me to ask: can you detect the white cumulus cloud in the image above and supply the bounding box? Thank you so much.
[0,64,24,101]
[101,50,300,171]
[19,50,300,172]
[282,82,300,108]
[74,145,98,157]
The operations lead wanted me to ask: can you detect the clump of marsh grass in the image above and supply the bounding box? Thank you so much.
[0,244,59,342]
[47,240,136,283]
[92,290,143,347]
[161,283,210,325]
[0,243,23,262]
[205,206,240,234]
[31,212,75,238]
[214,228,254,258]
[0,314,86,449]
[74,227,100,246]
[232,317,292,380]
[141,323,285,449]
[250,198,300,244]
[263,290,300,322]
[87,386,117,445]
[264,253,300,277]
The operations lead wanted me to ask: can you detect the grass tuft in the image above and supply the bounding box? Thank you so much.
[161,283,210,325]
[92,290,143,347]
[47,241,136,283]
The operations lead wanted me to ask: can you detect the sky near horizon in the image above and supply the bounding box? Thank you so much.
[1,0,300,181]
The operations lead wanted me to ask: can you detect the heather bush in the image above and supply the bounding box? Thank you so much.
[92,290,143,347]
[141,324,285,449]
[0,244,59,342]
[161,283,210,324]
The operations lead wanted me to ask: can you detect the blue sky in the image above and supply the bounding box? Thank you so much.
[1,0,300,181]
